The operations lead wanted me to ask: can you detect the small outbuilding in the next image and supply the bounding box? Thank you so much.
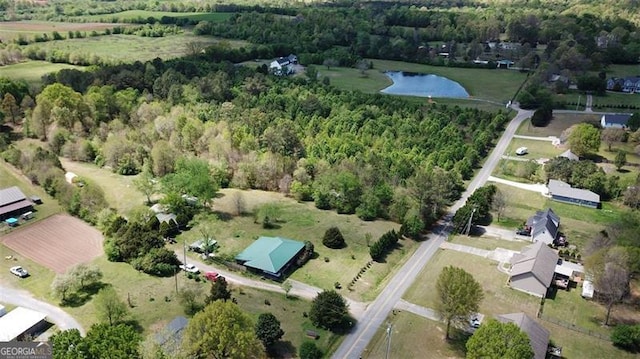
[0,307,48,341]
[582,279,594,299]
[65,172,78,184]
[155,316,188,356]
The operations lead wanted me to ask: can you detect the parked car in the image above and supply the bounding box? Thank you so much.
[516,228,530,236]
[204,271,221,282]
[10,266,28,278]
[179,264,200,274]
[515,147,528,155]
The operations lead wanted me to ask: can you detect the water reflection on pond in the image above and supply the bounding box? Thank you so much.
[381,71,469,98]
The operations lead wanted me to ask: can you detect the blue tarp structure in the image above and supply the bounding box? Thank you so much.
[5,218,18,226]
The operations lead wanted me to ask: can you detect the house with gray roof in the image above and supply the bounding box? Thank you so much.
[558,149,579,161]
[525,208,560,245]
[0,186,34,221]
[547,179,600,208]
[509,241,559,298]
[497,312,550,359]
[600,113,633,129]
[235,236,305,278]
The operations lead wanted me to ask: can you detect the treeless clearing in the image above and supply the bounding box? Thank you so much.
[0,214,103,273]
[0,21,129,41]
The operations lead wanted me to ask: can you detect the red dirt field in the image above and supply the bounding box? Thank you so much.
[0,214,103,273]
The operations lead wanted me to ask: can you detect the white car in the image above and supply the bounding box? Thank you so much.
[10,266,28,278]
[515,147,528,156]
[179,264,200,274]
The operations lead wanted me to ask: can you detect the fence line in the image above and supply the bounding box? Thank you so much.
[538,313,611,342]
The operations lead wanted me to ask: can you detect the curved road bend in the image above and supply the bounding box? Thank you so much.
[0,284,85,336]
[332,106,533,359]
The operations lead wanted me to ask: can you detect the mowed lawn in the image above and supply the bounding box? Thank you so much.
[22,33,248,63]
[0,61,84,86]
[403,249,540,318]
[58,158,146,216]
[448,235,529,252]
[323,59,527,104]
[506,138,564,160]
[178,190,409,302]
[516,113,601,137]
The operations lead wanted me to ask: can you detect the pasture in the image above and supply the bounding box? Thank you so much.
[0,21,127,42]
[76,10,233,23]
[0,61,83,86]
[516,113,601,137]
[323,59,527,105]
[22,33,247,64]
[0,214,103,273]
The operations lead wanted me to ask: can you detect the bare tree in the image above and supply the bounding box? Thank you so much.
[322,58,338,70]
[491,189,507,222]
[231,191,246,216]
[587,247,630,325]
[601,128,626,152]
[185,41,206,57]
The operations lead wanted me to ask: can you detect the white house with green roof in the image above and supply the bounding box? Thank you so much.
[235,236,305,278]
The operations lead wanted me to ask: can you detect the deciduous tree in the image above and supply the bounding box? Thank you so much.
[94,286,129,326]
[179,283,204,316]
[206,276,231,304]
[68,263,102,290]
[569,123,601,157]
[436,266,484,339]
[586,246,630,325]
[182,301,263,358]
[614,151,627,171]
[299,341,323,359]
[51,274,75,303]
[466,319,533,359]
[602,128,626,151]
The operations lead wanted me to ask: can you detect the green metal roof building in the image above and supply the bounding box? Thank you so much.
[235,236,305,277]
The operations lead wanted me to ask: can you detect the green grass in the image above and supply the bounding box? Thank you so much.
[516,113,601,137]
[58,159,147,217]
[403,249,540,318]
[448,235,529,252]
[592,92,640,111]
[506,138,564,159]
[175,191,410,302]
[0,61,83,86]
[363,312,466,359]
[77,10,232,23]
[323,59,527,104]
[604,64,640,78]
[232,286,342,357]
[22,33,248,64]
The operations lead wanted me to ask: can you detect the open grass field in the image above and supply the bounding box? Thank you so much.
[22,33,248,63]
[604,64,640,78]
[403,249,540,318]
[177,189,410,302]
[516,113,601,137]
[0,61,83,86]
[0,21,129,42]
[506,138,564,160]
[592,92,640,111]
[363,311,466,359]
[323,59,527,104]
[59,159,146,216]
[0,214,103,273]
[76,10,233,23]
[448,235,528,252]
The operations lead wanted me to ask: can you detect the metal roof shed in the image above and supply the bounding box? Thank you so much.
[0,307,47,341]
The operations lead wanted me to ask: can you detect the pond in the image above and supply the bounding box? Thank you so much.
[381,71,470,98]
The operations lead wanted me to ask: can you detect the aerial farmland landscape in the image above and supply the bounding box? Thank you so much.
[1,0,640,358]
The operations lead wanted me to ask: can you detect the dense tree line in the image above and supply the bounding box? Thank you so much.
[545,157,620,200]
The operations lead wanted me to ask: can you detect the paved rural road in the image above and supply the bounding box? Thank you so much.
[173,250,369,319]
[332,105,533,359]
[0,284,85,336]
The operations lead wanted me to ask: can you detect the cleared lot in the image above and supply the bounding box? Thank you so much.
[1,214,103,273]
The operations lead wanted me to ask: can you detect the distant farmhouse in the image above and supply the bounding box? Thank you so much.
[606,76,640,93]
[235,236,304,278]
[547,179,600,209]
[269,54,298,76]
[600,113,633,129]
[0,186,34,221]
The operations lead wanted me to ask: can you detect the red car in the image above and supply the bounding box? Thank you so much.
[205,271,220,282]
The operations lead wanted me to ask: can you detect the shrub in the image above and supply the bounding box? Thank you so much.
[322,227,346,249]
[611,324,640,351]
[299,341,323,359]
[296,241,314,266]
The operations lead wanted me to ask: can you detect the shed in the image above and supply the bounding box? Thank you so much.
[30,196,42,204]
[155,316,188,355]
[0,186,34,220]
[65,172,78,184]
[235,236,305,278]
[582,280,594,299]
[558,150,579,161]
[0,307,48,341]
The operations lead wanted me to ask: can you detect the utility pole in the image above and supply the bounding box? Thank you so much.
[576,95,581,111]
[174,266,178,293]
[183,239,187,276]
[385,322,393,359]
[466,208,476,236]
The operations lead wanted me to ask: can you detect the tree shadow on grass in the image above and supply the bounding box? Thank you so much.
[212,210,234,222]
[371,242,405,264]
[268,340,296,359]
[61,282,108,308]
[446,327,471,356]
[121,319,144,333]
